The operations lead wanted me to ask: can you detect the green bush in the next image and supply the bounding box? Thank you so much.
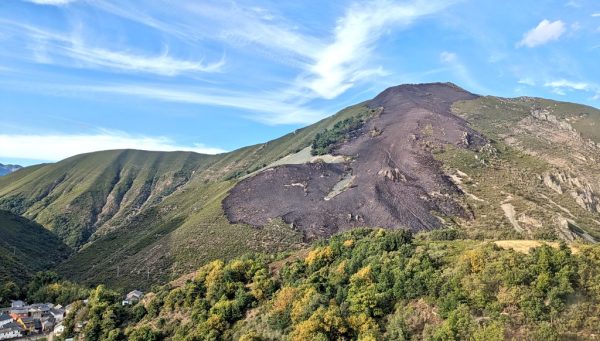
[311,116,366,155]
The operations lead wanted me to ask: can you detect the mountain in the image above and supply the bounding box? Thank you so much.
[1,82,599,289]
[0,210,71,285]
[224,83,486,238]
[0,163,22,176]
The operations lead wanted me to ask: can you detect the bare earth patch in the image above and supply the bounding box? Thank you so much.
[494,240,579,254]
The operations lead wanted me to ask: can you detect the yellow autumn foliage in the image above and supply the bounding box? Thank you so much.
[305,246,334,266]
[291,287,319,323]
[271,286,297,314]
[351,265,373,284]
[462,249,486,273]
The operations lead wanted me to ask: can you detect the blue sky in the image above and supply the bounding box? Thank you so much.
[0,0,599,166]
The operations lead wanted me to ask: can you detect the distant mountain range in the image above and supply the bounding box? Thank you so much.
[0,163,22,176]
[1,82,599,290]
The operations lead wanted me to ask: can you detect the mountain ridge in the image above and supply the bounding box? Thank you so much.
[1,82,599,289]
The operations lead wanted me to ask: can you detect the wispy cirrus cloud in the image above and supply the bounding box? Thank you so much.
[439,51,490,94]
[296,0,454,100]
[24,0,75,5]
[4,0,455,125]
[518,78,536,86]
[85,0,453,100]
[0,130,226,162]
[544,79,595,96]
[544,79,589,91]
[61,46,225,76]
[0,78,326,125]
[81,84,326,125]
[518,19,566,47]
[4,21,224,76]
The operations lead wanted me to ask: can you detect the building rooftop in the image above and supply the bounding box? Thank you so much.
[10,301,25,308]
[128,290,143,297]
[1,321,23,332]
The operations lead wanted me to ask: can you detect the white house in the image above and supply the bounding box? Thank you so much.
[0,315,11,328]
[9,301,24,309]
[0,322,23,340]
[122,290,143,305]
[50,308,66,323]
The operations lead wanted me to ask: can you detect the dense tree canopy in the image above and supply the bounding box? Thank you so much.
[60,229,600,340]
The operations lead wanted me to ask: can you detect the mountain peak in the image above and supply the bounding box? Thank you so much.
[0,163,22,176]
[224,83,485,239]
[370,82,477,112]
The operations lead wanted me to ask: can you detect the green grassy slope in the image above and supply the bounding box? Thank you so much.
[0,150,217,247]
[0,210,71,285]
[0,103,370,290]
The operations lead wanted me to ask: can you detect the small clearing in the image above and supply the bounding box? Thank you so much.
[269,248,310,278]
[494,240,579,254]
[243,147,348,179]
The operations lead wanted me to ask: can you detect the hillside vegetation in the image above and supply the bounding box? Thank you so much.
[60,229,600,340]
[0,103,371,289]
[0,210,70,289]
[446,97,600,241]
[2,83,600,292]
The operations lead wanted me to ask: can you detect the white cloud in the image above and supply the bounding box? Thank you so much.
[543,80,600,100]
[25,0,75,5]
[438,51,490,94]
[592,13,600,17]
[298,0,452,99]
[3,1,456,125]
[440,51,457,63]
[5,21,224,76]
[82,84,325,125]
[518,78,536,86]
[0,131,226,162]
[92,1,323,63]
[63,46,225,76]
[544,79,590,91]
[518,19,566,47]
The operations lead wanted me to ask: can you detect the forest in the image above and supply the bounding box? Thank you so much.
[54,228,600,340]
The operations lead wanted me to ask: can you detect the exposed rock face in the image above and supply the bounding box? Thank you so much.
[223,83,487,239]
[531,109,575,131]
[543,170,600,213]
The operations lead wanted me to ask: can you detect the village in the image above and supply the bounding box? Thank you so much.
[0,290,143,340]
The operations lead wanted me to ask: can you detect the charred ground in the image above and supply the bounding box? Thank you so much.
[223,83,488,239]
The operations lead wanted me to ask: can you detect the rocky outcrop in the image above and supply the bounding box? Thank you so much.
[543,170,600,213]
[531,109,575,131]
